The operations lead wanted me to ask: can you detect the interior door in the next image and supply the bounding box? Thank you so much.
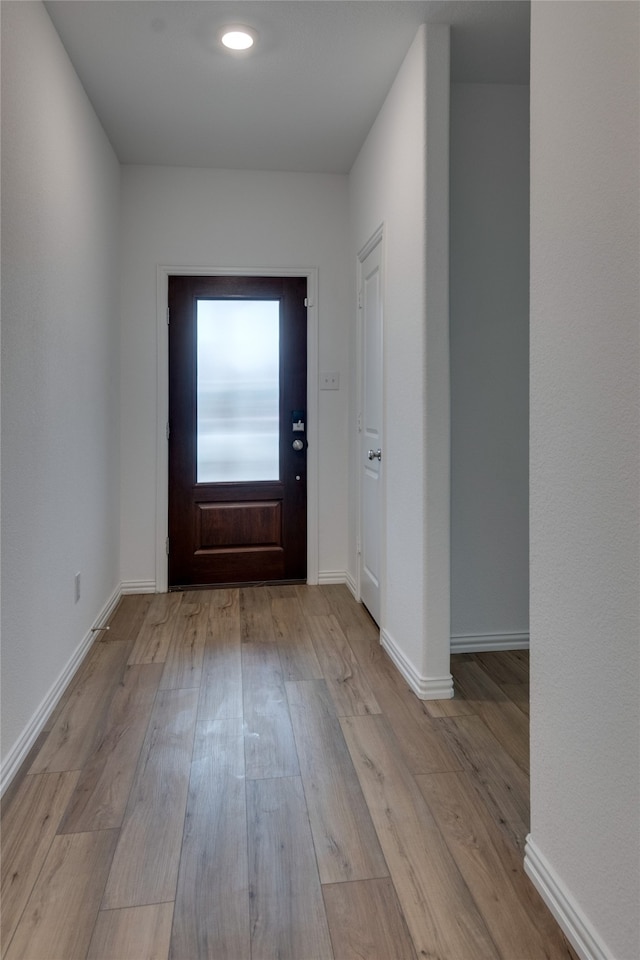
[168,275,307,588]
[359,238,383,624]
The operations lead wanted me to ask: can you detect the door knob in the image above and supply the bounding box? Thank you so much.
[367,449,382,461]
[292,439,304,451]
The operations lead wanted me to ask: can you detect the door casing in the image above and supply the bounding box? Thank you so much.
[356,225,386,626]
[155,265,319,593]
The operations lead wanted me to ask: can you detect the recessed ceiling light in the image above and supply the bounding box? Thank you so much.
[220,26,256,51]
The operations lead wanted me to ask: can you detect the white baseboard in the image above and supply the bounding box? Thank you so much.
[524,836,610,960]
[450,631,529,653]
[0,584,122,797]
[317,570,348,585]
[381,628,454,701]
[344,571,358,599]
[120,579,156,595]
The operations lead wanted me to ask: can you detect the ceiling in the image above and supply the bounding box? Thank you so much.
[44,0,530,174]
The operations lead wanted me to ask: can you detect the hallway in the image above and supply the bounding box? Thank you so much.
[2,585,576,959]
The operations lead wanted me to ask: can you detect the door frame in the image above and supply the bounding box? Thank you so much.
[155,265,319,593]
[356,225,386,625]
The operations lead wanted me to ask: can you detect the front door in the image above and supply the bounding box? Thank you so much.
[168,275,307,588]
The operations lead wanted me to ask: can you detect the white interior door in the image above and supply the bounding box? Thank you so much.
[359,236,383,624]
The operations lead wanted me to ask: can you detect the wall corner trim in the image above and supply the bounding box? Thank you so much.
[381,628,453,701]
[344,571,358,600]
[0,584,122,797]
[120,580,157,595]
[524,836,610,960]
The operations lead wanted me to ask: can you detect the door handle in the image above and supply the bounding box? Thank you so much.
[367,449,382,461]
[292,439,304,451]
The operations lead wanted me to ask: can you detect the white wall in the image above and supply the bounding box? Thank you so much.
[119,165,351,588]
[528,3,640,958]
[349,25,451,696]
[1,2,121,784]
[450,84,529,645]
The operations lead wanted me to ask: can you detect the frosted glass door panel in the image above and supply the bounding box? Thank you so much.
[197,300,280,482]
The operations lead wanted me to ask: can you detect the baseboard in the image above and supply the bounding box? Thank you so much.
[525,836,615,960]
[450,631,529,653]
[120,579,157,594]
[344,571,358,599]
[381,628,454,701]
[0,584,122,797]
[317,570,348,586]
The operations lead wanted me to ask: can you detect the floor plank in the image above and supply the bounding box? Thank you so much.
[197,601,243,722]
[346,626,464,775]
[247,777,334,960]
[501,681,530,716]
[0,771,80,955]
[286,679,387,884]
[472,650,530,687]
[58,663,163,833]
[271,596,324,680]
[208,587,240,618]
[127,593,183,665]
[438,714,530,852]
[101,687,198,909]
[0,732,49,815]
[416,771,576,959]
[341,714,499,960]
[242,641,300,780]
[449,659,530,774]
[305,613,381,716]
[100,594,153,654]
[295,583,332,615]
[160,596,208,690]
[323,878,418,960]
[240,586,275,642]
[87,903,174,960]
[4,829,118,960]
[170,719,249,960]
[29,642,129,774]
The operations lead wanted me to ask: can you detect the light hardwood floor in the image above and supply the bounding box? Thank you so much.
[1,585,578,960]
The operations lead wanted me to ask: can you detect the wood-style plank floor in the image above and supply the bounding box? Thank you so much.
[1,585,578,960]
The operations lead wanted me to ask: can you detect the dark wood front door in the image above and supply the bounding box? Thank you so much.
[168,275,307,588]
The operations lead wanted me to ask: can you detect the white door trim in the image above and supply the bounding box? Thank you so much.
[155,265,319,593]
[356,225,385,624]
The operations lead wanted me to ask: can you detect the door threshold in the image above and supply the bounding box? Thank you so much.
[169,578,307,592]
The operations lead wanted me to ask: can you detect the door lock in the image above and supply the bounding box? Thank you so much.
[367,449,382,461]
[292,439,304,451]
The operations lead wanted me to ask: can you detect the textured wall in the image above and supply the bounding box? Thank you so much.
[1,3,121,772]
[529,2,640,957]
[450,83,529,641]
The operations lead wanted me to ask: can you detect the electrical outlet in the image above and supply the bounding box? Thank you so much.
[74,572,81,604]
[320,372,340,390]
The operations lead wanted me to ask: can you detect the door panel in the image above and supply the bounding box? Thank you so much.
[168,275,307,588]
[360,240,383,624]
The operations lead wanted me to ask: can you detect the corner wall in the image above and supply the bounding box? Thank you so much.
[1,2,121,784]
[450,83,529,648]
[528,3,640,957]
[349,25,451,695]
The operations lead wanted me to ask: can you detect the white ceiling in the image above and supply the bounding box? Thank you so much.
[44,0,530,173]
